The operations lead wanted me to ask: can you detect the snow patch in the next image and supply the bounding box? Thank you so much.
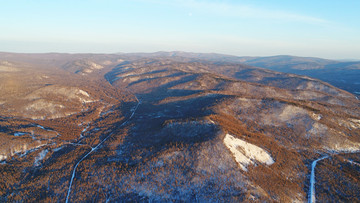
[311,113,322,121]
[14,132,28,136]
[78,89,90,97]
[34,149,48,166]
[82,124,90,133]
[306,123,327,138]
[292,193,305,203]
[100,109,114,116]
[118,72,137,78]
[223,134,274,171]
[77,90,94,103]
[338,118,360,130]
[36,125,46,130]
[36,125,58,135]
[53,146,64,152]
[0,61,19,72]
[0,154,7,161]
[327,139,360,152]
[347,159,360,167]
[349,119,360,129]
[279,105,307,122]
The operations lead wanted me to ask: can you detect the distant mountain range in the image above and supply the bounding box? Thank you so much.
[124,51,360,96]
[238,55,360,96]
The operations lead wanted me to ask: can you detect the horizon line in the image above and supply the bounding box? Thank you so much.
[1,50,358,61]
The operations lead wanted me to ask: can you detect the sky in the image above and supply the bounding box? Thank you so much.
[1,0,360,59]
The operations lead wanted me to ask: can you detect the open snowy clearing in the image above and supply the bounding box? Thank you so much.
[223,134,274,171]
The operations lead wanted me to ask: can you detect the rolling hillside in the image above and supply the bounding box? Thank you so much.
[0,52,359,202]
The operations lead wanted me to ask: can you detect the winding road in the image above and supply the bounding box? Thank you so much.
[308,155,328,203]
[308,152,360,203]
[65,96,140,203]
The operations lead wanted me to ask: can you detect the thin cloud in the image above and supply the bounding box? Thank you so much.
[144,0,328,24]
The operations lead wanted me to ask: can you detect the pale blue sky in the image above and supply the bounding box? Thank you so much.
[1,0,359,59]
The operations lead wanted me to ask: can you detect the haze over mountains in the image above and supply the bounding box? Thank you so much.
[136,51,360,96]
[0,52,359,202]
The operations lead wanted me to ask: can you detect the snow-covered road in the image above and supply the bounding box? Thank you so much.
[308,155,328,203]
[346,159,360,167]
[65,96,140,203]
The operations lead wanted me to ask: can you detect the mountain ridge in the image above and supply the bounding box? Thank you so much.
[0,52,359,202]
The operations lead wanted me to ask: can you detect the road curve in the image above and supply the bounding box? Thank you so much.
[65,97,140,203]
[308,155,328,203]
